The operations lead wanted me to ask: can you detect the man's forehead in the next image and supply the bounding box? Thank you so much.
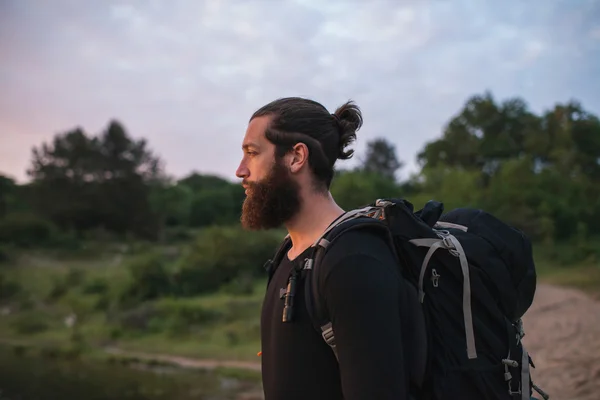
[243,116,271,148]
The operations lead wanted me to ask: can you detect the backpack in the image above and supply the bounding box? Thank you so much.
[264,198,550,400]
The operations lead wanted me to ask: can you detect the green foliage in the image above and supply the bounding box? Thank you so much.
[0,174,18,219]
[0,212,59,247]
[358,137,404,181]
[112,225,282,306]
[331,170,401,210]
[82,277,109,295]
[0,244,12,264]
[25,121,164,240]
[118,252,174,306]
[0,273,22,301]
[189,186,243,227]
[152,300,224,337]
[3,92,599,251]
[173,226,283,296]
[416,92,600,242]
[10,311,51,335]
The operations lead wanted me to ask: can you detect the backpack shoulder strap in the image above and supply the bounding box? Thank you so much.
[303,214,394,360]
[264,234,292,287]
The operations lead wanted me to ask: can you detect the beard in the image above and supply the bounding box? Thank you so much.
[240,160,302,230]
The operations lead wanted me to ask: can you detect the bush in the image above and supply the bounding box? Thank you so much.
[0,212,58,247]
[116,304,157,332]
[82,277,109,295]
[0,273,22,301]
[153,300,223,337]
[111,299,223,337]
[118,252,174,306]
[0,244,12,264]
[47,277,69,302]
[10,312,50,335]
[173,226,283,295]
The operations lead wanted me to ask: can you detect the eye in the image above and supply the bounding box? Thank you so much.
[246,150,258,156]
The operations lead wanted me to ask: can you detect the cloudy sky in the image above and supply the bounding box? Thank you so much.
[1,0,599,183]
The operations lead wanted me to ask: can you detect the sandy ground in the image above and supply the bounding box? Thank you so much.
[103,283,600,400]
[523,283,600,400]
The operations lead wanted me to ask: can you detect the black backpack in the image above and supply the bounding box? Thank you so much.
[265,198,550,400]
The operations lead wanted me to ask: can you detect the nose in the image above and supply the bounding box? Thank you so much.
[236,161,249,180]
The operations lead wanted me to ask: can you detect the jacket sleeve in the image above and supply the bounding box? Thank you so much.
[320,251,409,400]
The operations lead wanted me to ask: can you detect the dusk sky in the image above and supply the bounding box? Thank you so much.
[1,0,599,184]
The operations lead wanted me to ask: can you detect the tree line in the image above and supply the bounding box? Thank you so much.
[1,91,599,249]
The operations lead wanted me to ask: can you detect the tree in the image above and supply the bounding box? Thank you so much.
[26,120,164,238]
[414,91,600,241]
[330,170,400,210]
[359,138,403,181]
[417,92,539,177]
[0,175,17,219]
[178,172,233,192]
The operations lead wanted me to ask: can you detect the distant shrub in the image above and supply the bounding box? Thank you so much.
[0,273,22,301]
[82,277,109,295]
[10,312,50,335]
[220,298,262,323]
[173,226,283,295]
[47,277,69,302]
[111,299,223,337]
[163,226,194,242]
[118,252,174,307]
[153,300,223,337]
[65,267,85,286]
[113,303,158,332]
[0,245,12,264]
[0,212,57,247]
[220,272,255,295]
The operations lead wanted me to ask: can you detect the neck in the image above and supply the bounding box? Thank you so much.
[284,189,345,260]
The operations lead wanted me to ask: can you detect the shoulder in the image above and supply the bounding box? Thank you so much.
[322,223,394,262]
[317,223,398,282]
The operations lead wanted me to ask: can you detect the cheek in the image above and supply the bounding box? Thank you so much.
[251,156,274,180]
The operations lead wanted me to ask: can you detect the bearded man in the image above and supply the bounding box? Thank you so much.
[236,97,411,400]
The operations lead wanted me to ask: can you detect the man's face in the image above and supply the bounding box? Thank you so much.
[236,116,302,230]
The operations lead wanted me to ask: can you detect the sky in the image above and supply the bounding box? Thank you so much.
[1,0,599,184]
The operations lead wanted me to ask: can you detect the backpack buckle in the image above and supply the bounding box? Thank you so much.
[431,269,440,287]
[321,323,337,349]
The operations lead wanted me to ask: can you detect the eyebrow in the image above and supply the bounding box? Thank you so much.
[242,142,260,151]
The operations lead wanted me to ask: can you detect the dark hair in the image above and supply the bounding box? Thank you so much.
[250,97,362,189]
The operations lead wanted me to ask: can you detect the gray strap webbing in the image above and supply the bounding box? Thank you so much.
[321,322,338,360]
[409,234,477,359]
[412,239,445,303]
[521,345,530,400]
[311,207,378,361]
[446,234,477,359]
[434,221,469,231]
[409,238,442,248]
[311,206,376,248]
[318,238,330,248]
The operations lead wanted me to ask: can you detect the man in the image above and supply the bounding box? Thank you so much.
[236,97,409,400]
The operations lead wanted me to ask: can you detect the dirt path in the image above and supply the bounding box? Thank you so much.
[523,283,600,400]
[103,346,262,372]
[103,283,600,400]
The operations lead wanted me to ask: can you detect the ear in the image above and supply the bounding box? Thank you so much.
[288,142,309,174]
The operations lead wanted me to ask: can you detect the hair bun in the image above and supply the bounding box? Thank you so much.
[332,100,362,160]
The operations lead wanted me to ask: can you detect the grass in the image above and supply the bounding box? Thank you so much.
[533,239,600,297]
[0,248,265,364]
[536,261,600,297]
[1,238,598,375]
